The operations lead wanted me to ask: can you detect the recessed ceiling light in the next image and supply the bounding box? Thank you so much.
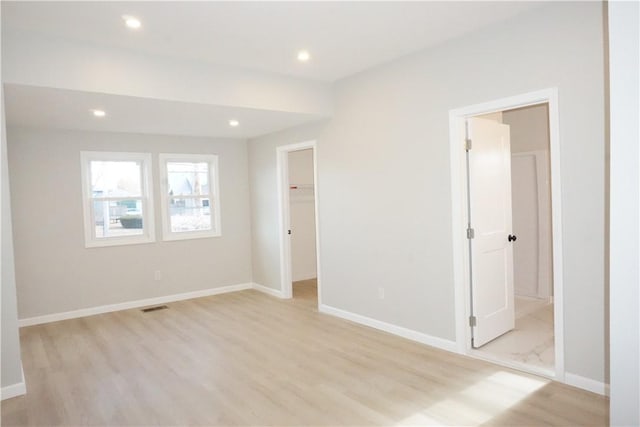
[229,119,240,127]
[123,15,141,29]
[297,50,311,62]
[91,109,106,118]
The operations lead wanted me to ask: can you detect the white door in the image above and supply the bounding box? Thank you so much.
[467,117,515,348]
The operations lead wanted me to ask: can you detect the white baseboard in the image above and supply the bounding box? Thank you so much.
[18,283,253,327]
[319,304,611,396]
[318,303,458,353]
[564,372,610,396]
[11,284,611,399]
[1,364,26,401]
[252,282,286,298]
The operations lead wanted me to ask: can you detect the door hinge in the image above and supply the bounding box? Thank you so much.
[466,228,475,239]
[465,138,472,151]
[469,316,477,327]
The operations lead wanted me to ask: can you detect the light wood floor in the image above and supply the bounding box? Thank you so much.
[2,280,607,426]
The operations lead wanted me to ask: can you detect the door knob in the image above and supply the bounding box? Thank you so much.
[508,234,517,242]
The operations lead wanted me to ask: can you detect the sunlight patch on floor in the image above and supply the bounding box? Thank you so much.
[394,371,549,426]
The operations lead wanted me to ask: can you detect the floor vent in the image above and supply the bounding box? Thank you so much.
[141,305,169,313]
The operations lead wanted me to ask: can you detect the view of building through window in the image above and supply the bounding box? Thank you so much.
[166,161,212,232]
[90,160,145,238]
[82,152,217,246]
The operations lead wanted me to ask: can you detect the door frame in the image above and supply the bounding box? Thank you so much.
[449,88,565,381]
[276,140,322,304]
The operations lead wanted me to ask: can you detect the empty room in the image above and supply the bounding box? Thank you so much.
[1,1,638,426]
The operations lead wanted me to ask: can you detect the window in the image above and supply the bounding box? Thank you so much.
[159,153,221,240]
[80,151,155,247]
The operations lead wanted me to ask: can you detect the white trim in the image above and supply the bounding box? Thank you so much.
[319,303,607,397]
[80,151,156,248]
[276,146,293,299]
[547,93,563,380]
[18,283,252,327]
[449,88,565,381]
[319,304,458,353]
[276,140,322,306]
[252,282,286,298]
[158,153,222,241]
[312,141,323,308]
[1,364,26,401]
[565,372,610,396]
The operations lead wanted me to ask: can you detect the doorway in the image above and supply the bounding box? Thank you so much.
[277,141,321,307]
[449,89,565,381]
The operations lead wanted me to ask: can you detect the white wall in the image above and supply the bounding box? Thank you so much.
[288,149,317,281]
[1,88,24,396]
[477,112,503,123]
[323,1,606,375]
[504,105,552,299]
[608,0,640,424]
[504,104,549,153]
[288,149,315,186]
[7,128,252,319]
[249,2,605,384]
[248,122,326,290]
[1,30,332,117]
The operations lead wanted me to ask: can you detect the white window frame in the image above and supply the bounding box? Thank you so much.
[80,151,156,248]
[159,153,222,241]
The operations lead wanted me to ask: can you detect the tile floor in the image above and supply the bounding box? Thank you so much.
[478,296,554,370]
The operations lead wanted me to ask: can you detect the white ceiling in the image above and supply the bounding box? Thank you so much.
[2,1,542,83]
[4,84,321,139]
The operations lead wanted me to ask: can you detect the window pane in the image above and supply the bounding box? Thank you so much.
[93,199,144,238]
[169,197,212,232]
[167,162,209,196]
[90,161,142,197]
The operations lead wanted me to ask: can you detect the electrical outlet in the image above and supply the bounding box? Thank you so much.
[378,287,385,300]
[154,270,162,281]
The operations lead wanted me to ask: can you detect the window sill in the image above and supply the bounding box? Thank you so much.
[162,231,222,242]
[85,235,156,248]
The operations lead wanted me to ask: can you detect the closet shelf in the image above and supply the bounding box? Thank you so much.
[289,184,314,190]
